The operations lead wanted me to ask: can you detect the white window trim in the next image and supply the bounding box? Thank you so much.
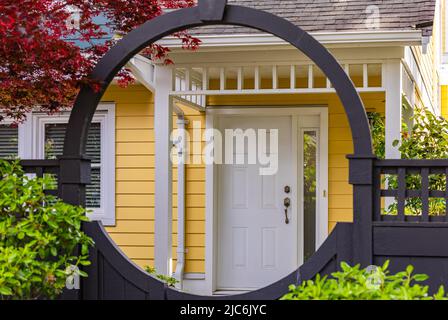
[19,103,116,226]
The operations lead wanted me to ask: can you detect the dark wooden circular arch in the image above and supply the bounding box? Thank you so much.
[63,2,374,299]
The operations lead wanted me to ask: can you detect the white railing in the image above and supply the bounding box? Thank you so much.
[171,62,385,98]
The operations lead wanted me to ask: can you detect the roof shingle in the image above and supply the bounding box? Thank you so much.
[190,0,436,36]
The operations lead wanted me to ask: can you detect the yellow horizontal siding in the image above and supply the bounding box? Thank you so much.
[411,26,439,110]
[116,168,205,181]
[442,86,448,119]
[103,84,205,273]
[102,85,155,270]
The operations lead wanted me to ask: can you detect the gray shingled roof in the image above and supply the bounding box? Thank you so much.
[190,0,436,36]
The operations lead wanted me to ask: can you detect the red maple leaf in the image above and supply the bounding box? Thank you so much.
[0,0,200,122]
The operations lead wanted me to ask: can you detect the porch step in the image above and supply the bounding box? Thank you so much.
[213,290,250,296]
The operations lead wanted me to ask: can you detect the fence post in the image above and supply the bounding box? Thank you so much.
[347,154,376,267]
[58,155,91,206]
[58,155,91,300]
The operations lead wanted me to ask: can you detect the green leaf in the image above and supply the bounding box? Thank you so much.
[406,265,414,274]
[77,270,88,277]
[434,286,446,300]
[81,244,89,255]
[78,260,91,266]
[0,286,13,296]
[340,262,350,272]
[414,274,429,282]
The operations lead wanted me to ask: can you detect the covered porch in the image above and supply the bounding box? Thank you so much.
[143,44,418,294]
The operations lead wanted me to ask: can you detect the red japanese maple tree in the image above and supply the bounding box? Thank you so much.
[0,0,200,122]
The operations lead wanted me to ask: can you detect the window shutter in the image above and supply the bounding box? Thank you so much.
[87,168,101,208]
[85,124,101,164]
[45,123,102,208]
[0,125,18,158]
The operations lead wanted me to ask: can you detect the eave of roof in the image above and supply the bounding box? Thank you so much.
[157,30,424,51]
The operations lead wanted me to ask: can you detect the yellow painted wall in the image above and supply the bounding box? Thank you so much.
[411,44,438,109]
[102,84,206,273]
[442,85,448,119]
[102,83,384,274]
[102,85,155,268]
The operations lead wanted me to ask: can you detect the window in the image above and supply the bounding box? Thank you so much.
[45,122,102,209]
[303,130,318,262]
[0,103,116,225]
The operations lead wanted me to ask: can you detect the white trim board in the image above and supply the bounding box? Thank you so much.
[167,47,406,72]
[158,30,423,50]
[204,106,329,295]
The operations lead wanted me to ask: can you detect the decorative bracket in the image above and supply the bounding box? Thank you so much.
[198,0,228,22]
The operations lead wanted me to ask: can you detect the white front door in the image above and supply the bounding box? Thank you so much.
[216,116,297,290]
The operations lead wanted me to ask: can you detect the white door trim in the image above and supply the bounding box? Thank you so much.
[204,106,328,295]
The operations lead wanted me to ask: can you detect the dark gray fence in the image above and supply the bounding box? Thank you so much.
[20,159,60,197]
[372,159,448,293]
[17,158,448,299]
[81,220,354,300]
[374,159,448,222]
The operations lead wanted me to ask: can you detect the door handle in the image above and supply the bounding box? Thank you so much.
[284,197,291,224]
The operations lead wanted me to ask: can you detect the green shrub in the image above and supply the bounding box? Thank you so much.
[145,266,178,287]
[369,106,448,215]
[0,160,94,299]
[367,112,386,159]
[281,261,447,300]
[368,105,448,160]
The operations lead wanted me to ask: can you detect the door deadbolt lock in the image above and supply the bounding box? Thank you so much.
[284,186,291,194]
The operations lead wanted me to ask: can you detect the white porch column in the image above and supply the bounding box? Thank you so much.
[154,64,173,275]
[384,60,403,159]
